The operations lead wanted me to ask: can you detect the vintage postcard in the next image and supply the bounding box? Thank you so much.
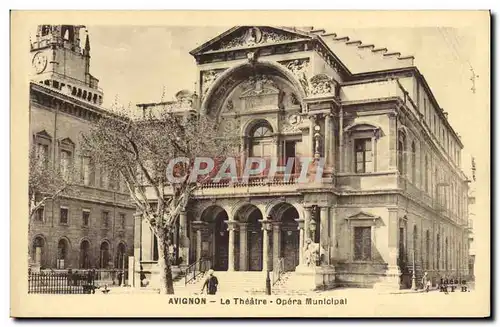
[10,10,490,318]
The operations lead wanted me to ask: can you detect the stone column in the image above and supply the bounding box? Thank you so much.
[324,114,331,166]
[309,115,316,157]
[385,207,401,289]
[260,220,271,272]
[272,222,282,271]
[226,220,238,272]
[179,210,189,266]
[191,221,206,270]
[388,112,397,170]
[339,107,344,173]
[330,207,337,262]
[295,218,305,265]
[320,206,330,265]
[239,223,248,271]
[304,207,312,242]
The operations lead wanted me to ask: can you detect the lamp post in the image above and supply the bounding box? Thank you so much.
[411,247,418,291]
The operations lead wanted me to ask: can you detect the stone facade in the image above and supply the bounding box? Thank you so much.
[29,25,135,270]
[135,26,470,291]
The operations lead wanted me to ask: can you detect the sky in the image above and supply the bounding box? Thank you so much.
[31,24,488,182]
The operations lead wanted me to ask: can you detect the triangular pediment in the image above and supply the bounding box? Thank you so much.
[59,137,75,146]
[190,26,313,55]
[346,211,381,221]
[35,130,52,140]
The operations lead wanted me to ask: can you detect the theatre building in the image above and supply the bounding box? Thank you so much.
[135,26,470,291]
[28,25,136,271]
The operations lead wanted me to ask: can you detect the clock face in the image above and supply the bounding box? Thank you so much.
[32,52,48,74]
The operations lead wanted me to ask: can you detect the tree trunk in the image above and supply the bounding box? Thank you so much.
[157,230,175,294]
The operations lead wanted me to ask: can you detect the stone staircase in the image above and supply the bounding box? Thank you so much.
[174,271,270,295]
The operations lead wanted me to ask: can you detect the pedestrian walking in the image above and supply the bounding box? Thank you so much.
[201,269,219,295]
[421,271,431,292]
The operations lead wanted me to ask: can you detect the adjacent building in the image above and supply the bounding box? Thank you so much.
[134,26,471,291]
[28,25,136,270]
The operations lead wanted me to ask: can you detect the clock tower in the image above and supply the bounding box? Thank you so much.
[30,25,103,105]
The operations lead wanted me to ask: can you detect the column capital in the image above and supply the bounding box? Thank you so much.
[191,220,208,231]
[387,207,399,213]
[272,222,282,231]
[133,212,143,219]
[225,220,239,231]
[259,219,272,231]
[295,218,305,229]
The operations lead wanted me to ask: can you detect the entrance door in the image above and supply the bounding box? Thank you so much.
[281,228,299,271]
[248,230,263,271]
[213,219,229,271]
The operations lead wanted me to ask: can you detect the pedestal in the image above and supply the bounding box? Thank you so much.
[295,264,337,291]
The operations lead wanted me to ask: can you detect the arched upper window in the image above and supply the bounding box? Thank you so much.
[249,121,273,158]
[445,237,449,270]
[80,240,91,269]
[411,141,417,184]
[424,156,429,193]
[436,233,440,270]
[57,238,70,269]
[32,236,46,267]
[252,125,272,138]
[435,167,439,202]
[398,131,406,176]
[115,243,127,269]
[100,241,111,268]
[425,230,430,270]
[412,225,418,264]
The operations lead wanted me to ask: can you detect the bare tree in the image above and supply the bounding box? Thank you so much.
[81,103,238,294]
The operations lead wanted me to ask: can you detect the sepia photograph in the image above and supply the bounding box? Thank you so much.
[10,10,491,318]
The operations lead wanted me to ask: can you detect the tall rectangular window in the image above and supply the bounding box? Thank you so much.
[60,207,69,224]
[60,150,71,179]
[36,143,49,168]
[82,210,90,227]
[81,156,91,186]
[354,226,372,261]
[119,213,126,230]
[102,211,109,228]
[99,167,108,189]
[423,98,427,122]
[35,206,44,222]
[354,138,373,173]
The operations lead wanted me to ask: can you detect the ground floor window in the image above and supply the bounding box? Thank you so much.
[353,226,371,261]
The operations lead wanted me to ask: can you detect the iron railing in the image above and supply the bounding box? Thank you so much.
[185,257,211,285]
[272,258,285,286]
[28,269,96,294]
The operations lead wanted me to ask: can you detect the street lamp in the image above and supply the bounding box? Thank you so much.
[411,247,417,291]
[309,219,317,239]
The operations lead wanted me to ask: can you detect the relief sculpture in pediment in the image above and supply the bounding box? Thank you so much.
[240,75,279,96]
[239,75,281,111]
[220,27,303,50]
